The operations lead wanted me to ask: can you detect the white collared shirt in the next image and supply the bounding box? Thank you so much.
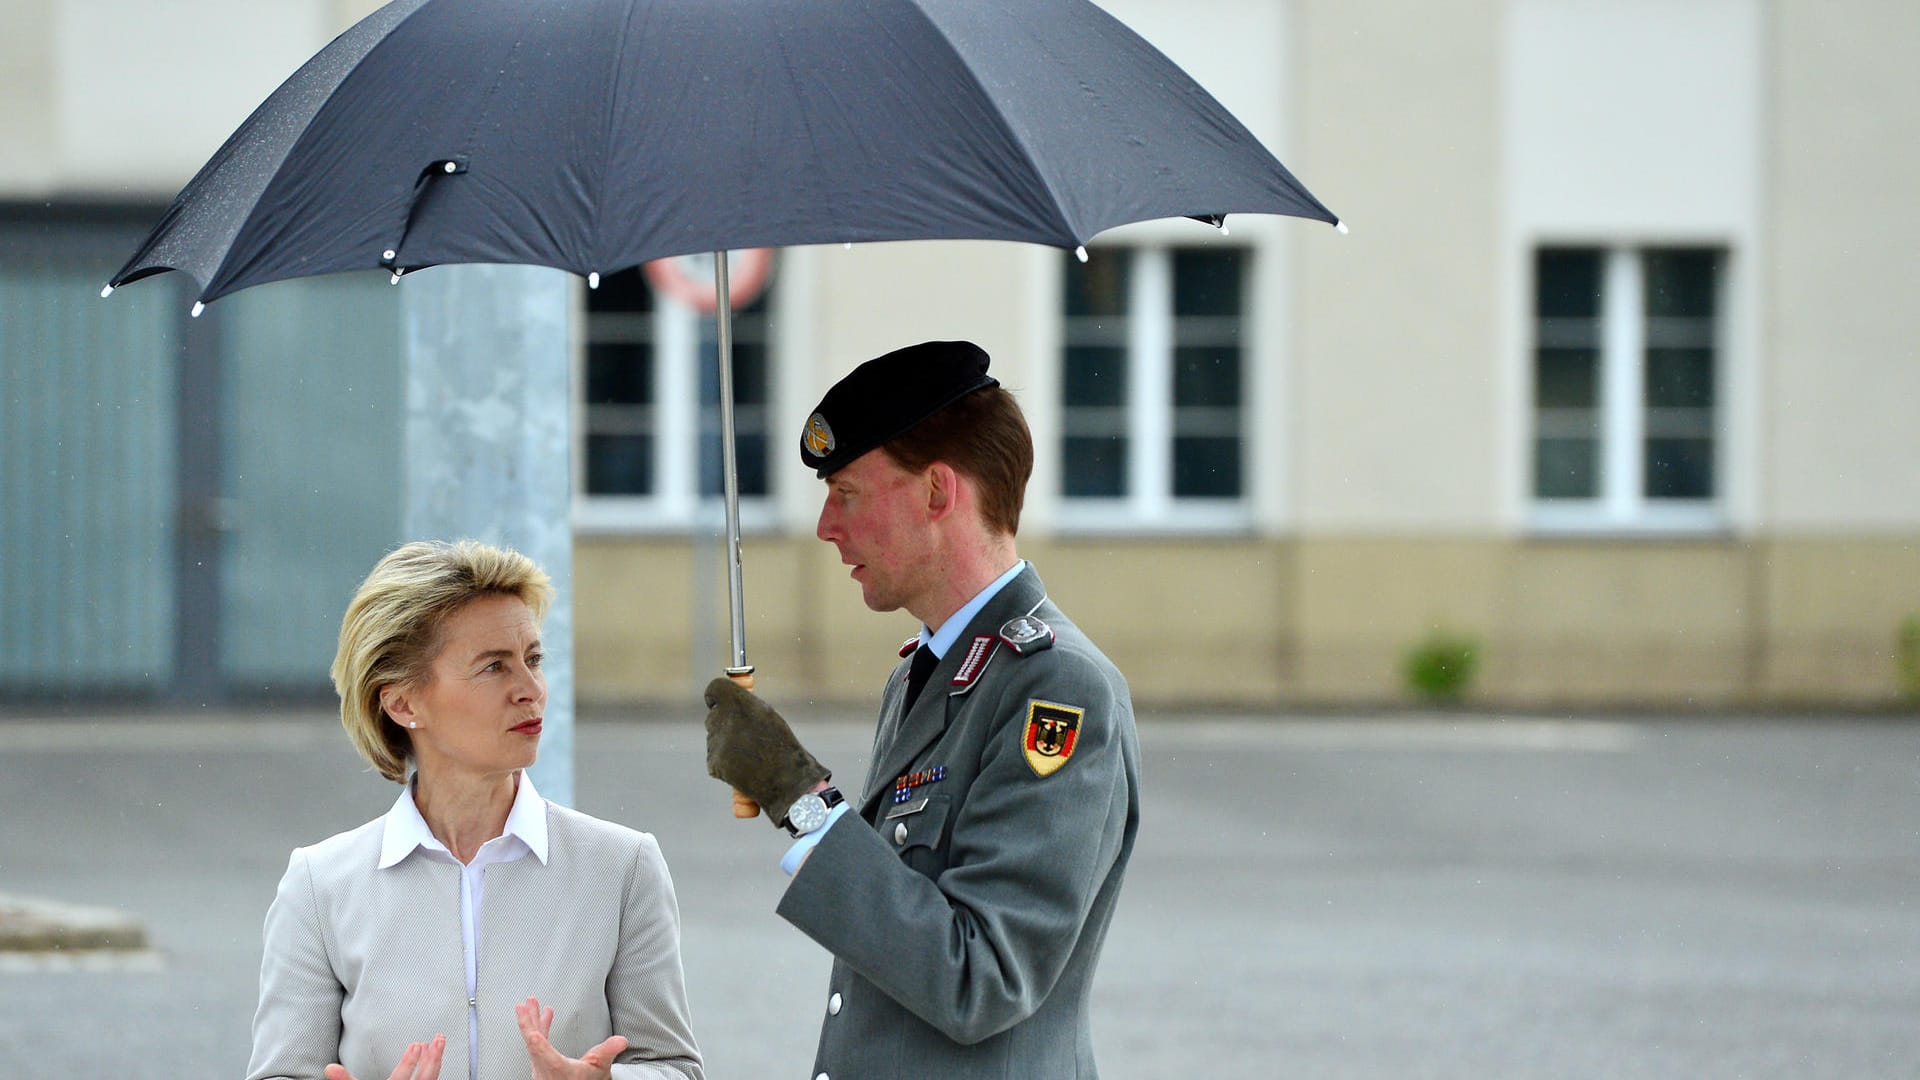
[378,770,549,1080]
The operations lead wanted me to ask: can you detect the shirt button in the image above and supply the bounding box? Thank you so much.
[828,992,843,1015]
[893,822,908,845]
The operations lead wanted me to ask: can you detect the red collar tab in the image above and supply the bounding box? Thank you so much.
[950,635,999,688]
[897,636,921,659]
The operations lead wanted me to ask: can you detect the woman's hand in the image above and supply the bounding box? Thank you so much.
[517,997,629,1080]
[323,1034,446,1080]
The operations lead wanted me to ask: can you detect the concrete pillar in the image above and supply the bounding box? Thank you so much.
[403,264,575,806]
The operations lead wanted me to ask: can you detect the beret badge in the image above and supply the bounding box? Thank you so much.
[802,412,836,458]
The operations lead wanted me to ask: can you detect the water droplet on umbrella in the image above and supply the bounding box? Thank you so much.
[190,302,205,318]
[100,285,114,298]
[1074,246,1088,263]
[587,272,600,289]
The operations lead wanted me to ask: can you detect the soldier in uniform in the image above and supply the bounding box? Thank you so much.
[703,339,1141,1079]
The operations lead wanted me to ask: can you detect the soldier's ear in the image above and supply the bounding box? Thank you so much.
[924,462,961,520]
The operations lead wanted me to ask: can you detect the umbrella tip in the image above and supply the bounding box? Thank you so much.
[587,272,600,290]
[1074,246,1088,263]
[1218,223,1230,237]
[842,242,852,251]
[390,270,404,285]
[190,301,206,318]
[1335,220,1350,235]
[100,284,114,298]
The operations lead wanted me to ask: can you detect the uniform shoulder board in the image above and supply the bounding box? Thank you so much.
[997,615,1055,656]
[898,636,921,658]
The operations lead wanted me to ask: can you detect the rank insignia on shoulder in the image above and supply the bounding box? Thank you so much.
[898,636,921,658]
[998,615,1055,655]
[1022,700,1083,777]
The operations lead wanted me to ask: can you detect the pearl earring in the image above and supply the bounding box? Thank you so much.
[408,722,418,729]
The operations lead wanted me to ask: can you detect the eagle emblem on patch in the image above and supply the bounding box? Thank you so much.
[802,412,836,458]
[998,615,1054,655]
[1022,701,1083,777]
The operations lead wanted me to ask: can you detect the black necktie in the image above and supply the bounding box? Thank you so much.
[902,644,938,713]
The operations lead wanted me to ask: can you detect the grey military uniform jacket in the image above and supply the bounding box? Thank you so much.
[778,564,1141,1079]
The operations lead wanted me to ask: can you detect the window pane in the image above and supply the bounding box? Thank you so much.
[1645,437,1713,499]
[1063,248,1129,317]
[1064,345,1127,407]
[586,434,653,495]
[1536,249,1602,318]
[1535,347,1598,408]
[1534,437,1598,498]
[1173,436,1241,497]
[1173,345,1239,408]
[1645,347,1714,409]
[1172,249,1245,317]
[1644,249,1718,318]
[587,342,653,405]
[584,267,656,497]
[1064,436,1126,497]
[697,290,773,498]
[590,265,656,316]
[701,431,768,497]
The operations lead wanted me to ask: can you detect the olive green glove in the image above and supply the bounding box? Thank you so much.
[703,677,831,827]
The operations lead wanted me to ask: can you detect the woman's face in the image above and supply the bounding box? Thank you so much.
[387,593,546,782]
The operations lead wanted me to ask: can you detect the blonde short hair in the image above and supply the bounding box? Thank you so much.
[332,540,554,783]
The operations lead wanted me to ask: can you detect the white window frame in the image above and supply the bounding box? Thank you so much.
[1528,244,1728,536]
[1058,245,1252,534]
[571,286,777,535]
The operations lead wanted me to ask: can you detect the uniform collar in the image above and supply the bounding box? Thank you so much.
[921,560,1028,660]
[377,769,550,869]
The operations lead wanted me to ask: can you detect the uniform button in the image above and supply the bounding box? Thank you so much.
[893,822,908,845]
[828,992,843,1015]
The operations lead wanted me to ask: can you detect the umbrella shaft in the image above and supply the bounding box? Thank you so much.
[714,252,751,673]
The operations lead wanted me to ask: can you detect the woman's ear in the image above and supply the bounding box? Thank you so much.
[381,685,418,729]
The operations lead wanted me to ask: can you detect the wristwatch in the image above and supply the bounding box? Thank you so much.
[782,786,845,837]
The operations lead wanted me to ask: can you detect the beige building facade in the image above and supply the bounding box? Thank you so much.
[5,1,1916,708]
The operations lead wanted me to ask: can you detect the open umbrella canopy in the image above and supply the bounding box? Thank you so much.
[108,0,1338,305]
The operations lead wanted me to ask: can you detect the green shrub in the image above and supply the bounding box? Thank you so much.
[1899,615,1920,702]
[1402,628,1481,704]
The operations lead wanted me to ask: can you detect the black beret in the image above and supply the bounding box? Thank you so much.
[799,340,998,477]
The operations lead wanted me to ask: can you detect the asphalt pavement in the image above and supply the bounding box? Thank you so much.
[1,706,1916,1078]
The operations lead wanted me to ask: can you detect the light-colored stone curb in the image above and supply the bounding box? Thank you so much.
[0,892,148,953]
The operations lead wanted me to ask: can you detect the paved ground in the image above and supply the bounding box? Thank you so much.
[1,707,1916,1078]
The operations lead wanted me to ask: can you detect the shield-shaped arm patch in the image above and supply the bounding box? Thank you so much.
[1022,701,1084,777]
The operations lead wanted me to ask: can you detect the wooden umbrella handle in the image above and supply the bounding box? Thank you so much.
[726,669,762,818]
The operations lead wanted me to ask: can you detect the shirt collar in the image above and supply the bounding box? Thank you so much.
[377,770,550,869]
[922,560,1027,659]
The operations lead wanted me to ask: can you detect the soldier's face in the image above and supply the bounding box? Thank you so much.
[817,450,935,615]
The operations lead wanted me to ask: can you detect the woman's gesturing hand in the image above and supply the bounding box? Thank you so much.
[517,996,629,1080]
[323,1034,446,1080]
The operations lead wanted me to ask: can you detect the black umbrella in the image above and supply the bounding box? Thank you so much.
[106,0,1342,680]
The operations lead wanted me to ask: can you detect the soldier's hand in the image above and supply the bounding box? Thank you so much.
[703,677,830,827]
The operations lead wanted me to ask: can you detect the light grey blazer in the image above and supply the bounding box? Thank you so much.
[244,801,702,1080]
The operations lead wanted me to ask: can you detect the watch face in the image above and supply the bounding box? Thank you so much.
[788,793,827,833]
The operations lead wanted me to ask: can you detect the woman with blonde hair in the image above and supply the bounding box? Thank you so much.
[245,540,702,1080]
